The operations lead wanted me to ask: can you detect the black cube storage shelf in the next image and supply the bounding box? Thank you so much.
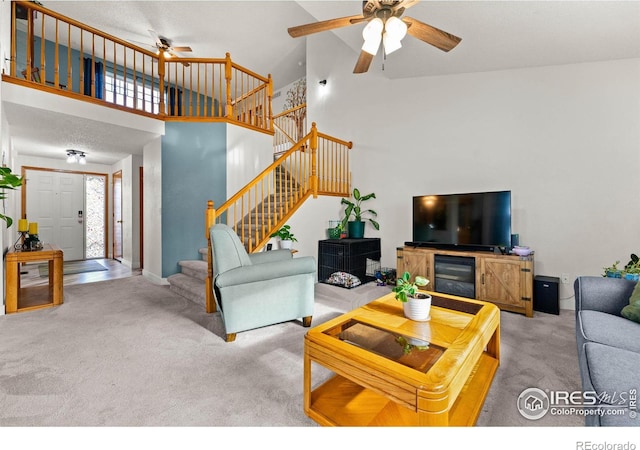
[318,238,381,288]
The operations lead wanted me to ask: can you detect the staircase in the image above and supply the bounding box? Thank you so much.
[167,165,297,306]
[167,123,353,307]
[167,248,209,307]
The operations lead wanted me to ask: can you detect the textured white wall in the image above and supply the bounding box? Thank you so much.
[111,155,143,269]
[142,137,163,283]
[226,124,273,199]
[293,31,640,310]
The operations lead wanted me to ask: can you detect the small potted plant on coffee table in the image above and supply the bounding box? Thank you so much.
[393,271,431,321]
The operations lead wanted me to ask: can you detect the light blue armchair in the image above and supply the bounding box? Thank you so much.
[210,224,316,342]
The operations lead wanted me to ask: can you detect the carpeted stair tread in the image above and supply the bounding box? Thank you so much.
[167,273,205,307]
[178,260,208,281]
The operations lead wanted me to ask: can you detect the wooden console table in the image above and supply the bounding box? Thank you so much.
[5,244,63,314]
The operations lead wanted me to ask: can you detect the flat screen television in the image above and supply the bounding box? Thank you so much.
[409,190,512,251]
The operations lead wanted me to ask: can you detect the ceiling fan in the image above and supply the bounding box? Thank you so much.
[147,30,193,65]
[287,0,461,74]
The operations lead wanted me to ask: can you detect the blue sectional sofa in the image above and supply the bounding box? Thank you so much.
[574,276,640,426]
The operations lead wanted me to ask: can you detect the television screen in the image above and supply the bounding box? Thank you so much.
[412,191,511,249]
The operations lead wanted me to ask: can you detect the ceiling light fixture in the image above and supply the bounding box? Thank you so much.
[66,149,86,165]
[361,18,383,55]
[382,16,408,55]
[361,14,408,57]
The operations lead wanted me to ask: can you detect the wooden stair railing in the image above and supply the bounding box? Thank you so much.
[273,104,307,155]
[6,1,273,133]
[204,123,352,313]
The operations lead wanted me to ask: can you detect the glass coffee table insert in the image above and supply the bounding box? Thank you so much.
[324,319,445,373]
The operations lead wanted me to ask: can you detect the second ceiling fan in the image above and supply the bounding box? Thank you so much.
[288,0,461,74]
[148,30,193,66]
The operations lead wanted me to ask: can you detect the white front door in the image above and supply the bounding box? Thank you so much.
[26,170,85,260]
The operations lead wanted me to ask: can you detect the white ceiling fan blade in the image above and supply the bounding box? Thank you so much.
[148,29,162,47]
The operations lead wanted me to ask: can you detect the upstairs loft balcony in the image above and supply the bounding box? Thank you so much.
[3,1,274,134]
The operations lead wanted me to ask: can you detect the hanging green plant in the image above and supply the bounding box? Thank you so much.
[0,167,23,227]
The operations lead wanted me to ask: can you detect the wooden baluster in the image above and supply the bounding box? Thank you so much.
[39,13,45,84]
[205,200,217,314]
[54,18,59,88]
[158,51,165,117]
[225,52,232,120]
[310,122,318,199]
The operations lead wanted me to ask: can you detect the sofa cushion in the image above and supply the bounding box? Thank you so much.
[583,342,640,426]
[210,224,252,274]
[621,281,640,323]
[579,310,640,354]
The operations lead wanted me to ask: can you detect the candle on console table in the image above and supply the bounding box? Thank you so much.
[18,219,28,232]
[28,222,38,235]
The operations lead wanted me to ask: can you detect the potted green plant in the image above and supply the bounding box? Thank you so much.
[327,220,342,239]
[603,261,622,278]
[270,224,297,249]
[340,188,379,239]
[393,271,431,321]
[623,254,640,281]
[0,167,24,227]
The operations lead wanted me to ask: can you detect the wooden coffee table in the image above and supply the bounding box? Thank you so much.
[304,291,500,426]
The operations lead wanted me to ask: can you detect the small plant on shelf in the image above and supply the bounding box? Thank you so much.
[392,271,430,302]
[270,224,297,242]
[603,261,622,278]
[340,187,379,238]
[270,224,297,249]
[604,254,640,280]
[623,254,640,281]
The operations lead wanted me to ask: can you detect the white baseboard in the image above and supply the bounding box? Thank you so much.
[142,270,169,285]
[121,259,141,270]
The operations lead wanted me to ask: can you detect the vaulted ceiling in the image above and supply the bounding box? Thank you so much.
[5,1,640,165]
[44,0,640,85]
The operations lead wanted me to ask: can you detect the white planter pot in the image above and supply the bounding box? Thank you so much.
[403,294,432,321]
[279,240,293,250]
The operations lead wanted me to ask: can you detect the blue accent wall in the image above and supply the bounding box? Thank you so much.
[161,122,227,277]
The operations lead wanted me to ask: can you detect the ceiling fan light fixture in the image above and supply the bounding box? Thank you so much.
[362,17,383,55]
[385,16,407,41]
[383,33,402,55]
[382,16,407,55]
[362,35,382,56]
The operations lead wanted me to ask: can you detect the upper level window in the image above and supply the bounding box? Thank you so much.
[105,74,159,114]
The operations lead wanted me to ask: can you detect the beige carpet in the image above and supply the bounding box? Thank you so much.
[0,275,582,428]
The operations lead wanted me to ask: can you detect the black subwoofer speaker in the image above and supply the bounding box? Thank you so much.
[534,275,560,315]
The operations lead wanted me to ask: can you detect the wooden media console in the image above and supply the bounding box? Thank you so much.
[397,246,534,317]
